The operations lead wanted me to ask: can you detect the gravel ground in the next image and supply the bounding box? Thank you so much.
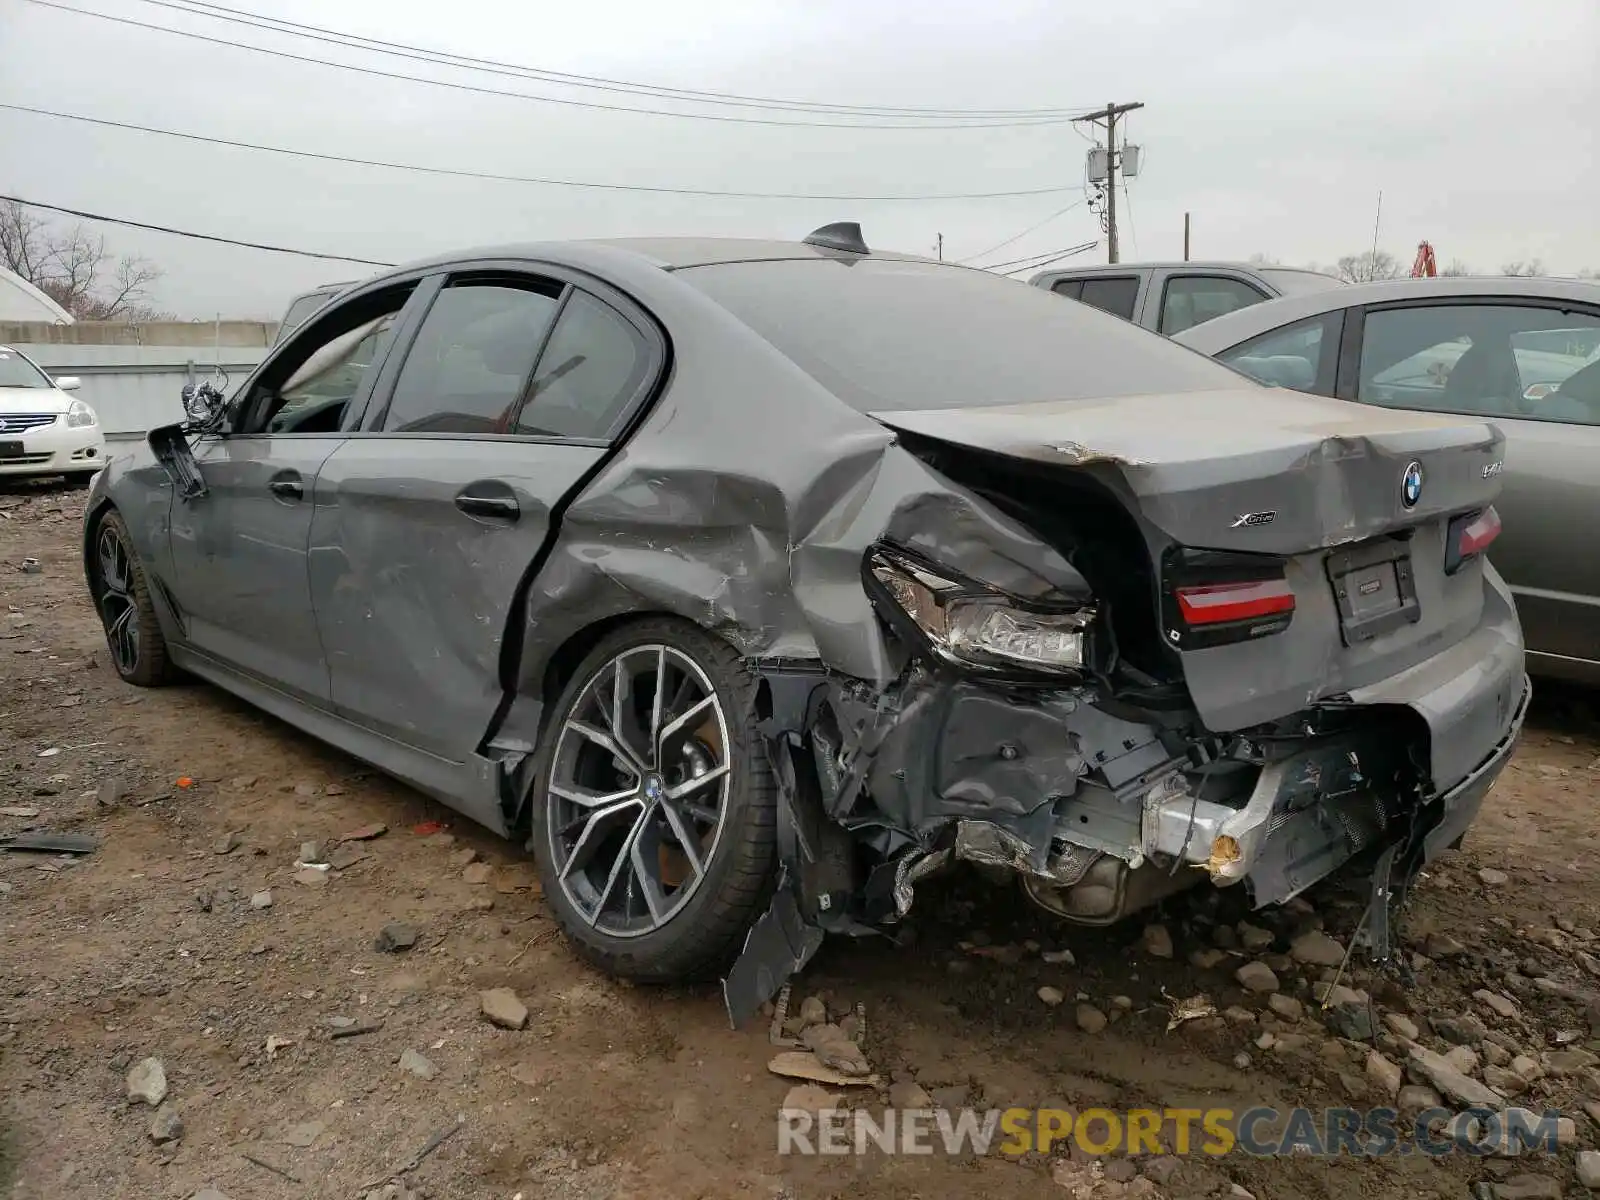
[3,480,1600,1200]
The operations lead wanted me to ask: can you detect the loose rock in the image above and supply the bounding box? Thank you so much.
[1367,1050,1402,1098]
[1038,986,1065,1007]
[148,1104,184,1144]
[1075,1004,1107,1034]
[1475,990,1520,1019]
[127,1057,168,1106]
[1435,1012,1490,1045]
[480,987,528,1030]
[294,867,328,888]
[1190,948,1227,970]
[1478,867,1510,886]
[796,995,828,1028]
[1235,962,1280,994]
[1547,1047,1599,1076]
[1268,994,1304,1022]
[249,890,272,910]
[1575,1150,1600,1189]
[211,832,241,855]
[299,840,325,865]
[1384,1012,1420,1041]
[1142,924,1173,959]
[463,862,493,885]
[399,1049,437,1080]
[1238,922,1275,951]
[1041,948,1076,966]
[1423,932,1466,958]
[888,1080,932,1109]
[1397,1084,1441,1117]
[281,1120,325,1148]
[1289,930,1346,967]
[1408,1044,1500,1107]
[374,923,418,953]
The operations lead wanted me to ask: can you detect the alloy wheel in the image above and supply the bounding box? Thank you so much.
[97,524,140,675]
[546,644,732,938]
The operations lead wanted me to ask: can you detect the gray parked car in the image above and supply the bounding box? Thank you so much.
[1174,275,1600,686]
[1030,260,1343,334]
[82,226,1527,1022]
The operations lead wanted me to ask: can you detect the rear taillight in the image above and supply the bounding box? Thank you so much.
[1445,505,1501,574]
[1176,579,1296,625]
[1161,548,1296,650]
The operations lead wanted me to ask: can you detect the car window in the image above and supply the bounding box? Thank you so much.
[1159,275,1267,334]
[512,290,651,440]
[1051,279,1084,300]
[276,292,334,342]
[0,348,51,389]
[244,285,415,435]
[381,281,561,434]
[1357,304,1600,426]
[1076,276,1140,321]
[1217,313,1340,394]
[680,258,1252,412]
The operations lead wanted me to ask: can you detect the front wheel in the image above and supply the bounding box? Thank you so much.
[528,618,777,983]
[91,510,177,687]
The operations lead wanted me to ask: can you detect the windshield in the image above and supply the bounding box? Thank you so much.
[680,258,1252,412]
[0,347,52,389]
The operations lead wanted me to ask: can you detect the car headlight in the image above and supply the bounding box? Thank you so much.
[65,399,98,428]
[867,547,1094,674]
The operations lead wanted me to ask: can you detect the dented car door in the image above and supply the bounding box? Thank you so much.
[309,267,664,765]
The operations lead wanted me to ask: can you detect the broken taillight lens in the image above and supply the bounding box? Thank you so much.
[1174,579,1297,626]
[1445,505,1501,574]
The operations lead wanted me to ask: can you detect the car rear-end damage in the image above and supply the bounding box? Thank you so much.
[718,387,1528,1025]
[474,246,1527,1026]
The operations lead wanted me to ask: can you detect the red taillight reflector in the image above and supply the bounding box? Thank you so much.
[1176,579,1296,626]
[1458,505,1502,558]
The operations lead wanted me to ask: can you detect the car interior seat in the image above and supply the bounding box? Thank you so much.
[1442,338,1521,412]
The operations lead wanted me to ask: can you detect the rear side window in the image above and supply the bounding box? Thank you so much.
[681,257,1251,412]
[381,281,561,433]
[1159,275,1267,334]
[1357,303,1600,426]
[1050,279,1084,300]
[512,291,651,440]
[1077,276,1140,321]
[1217,312,1342,395]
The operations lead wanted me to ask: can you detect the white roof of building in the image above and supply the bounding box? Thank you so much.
[0,267,73,324]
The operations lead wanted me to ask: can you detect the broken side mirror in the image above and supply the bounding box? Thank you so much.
[152,379,230,500]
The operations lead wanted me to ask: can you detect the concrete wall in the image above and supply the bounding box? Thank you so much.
[3,322,276,436]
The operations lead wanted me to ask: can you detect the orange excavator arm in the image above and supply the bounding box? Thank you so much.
[1411,241,1438,277]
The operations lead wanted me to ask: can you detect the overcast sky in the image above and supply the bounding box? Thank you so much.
[4,0,1597,318]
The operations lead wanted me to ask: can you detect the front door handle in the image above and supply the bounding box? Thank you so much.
[267,471,303,501]
[454,485,519,522]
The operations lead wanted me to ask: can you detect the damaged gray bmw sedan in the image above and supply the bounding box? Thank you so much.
[81,224,1529,1024]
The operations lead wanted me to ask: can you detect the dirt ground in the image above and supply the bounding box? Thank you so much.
[3,481,1600,1200]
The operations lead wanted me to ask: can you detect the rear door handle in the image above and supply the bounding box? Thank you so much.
[267,471,303,501]
[454,485,519,522]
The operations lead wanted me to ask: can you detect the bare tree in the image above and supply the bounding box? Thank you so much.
[1501,259,1546,277]
[1336,250,1402,283]
[0,200,165,320]
[1579,268,1600,281]
[1440,259,1473,276]
[1247,252,1282,266]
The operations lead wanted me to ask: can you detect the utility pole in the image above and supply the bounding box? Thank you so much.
[1183,212,1191,261]
[1074,101,1144,263]
[935,232,943,261]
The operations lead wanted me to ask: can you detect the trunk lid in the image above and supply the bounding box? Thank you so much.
[874,388,1509,733]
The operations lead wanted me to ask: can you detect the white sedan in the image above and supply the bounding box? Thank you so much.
[0,345,105,481]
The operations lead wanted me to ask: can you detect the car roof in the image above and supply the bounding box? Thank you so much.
[1030,260,1341,279]
[1172,275,1600,352]
[362,237,941,281]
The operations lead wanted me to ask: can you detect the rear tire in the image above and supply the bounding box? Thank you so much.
[91,510,176,687]
[527,617,777,983]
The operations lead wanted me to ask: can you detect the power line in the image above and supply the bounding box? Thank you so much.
[982,242,1100,272]
[998,240,1099,275]
[0,104,1077,202]
[0,194,395,266]
[958,199,1085,265]
[25,0,1085,131]
[133,0,1096,120]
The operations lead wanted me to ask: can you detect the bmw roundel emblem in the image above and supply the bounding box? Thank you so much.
[1401,461,1424,509]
